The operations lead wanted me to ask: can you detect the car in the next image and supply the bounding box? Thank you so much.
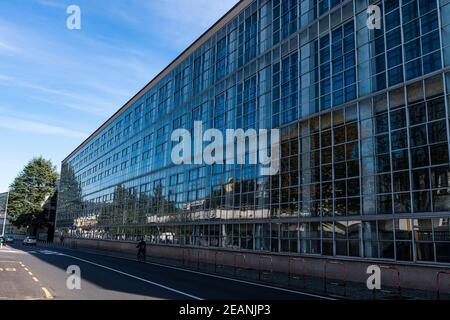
[5,235,14,243]
[23,236,37,246]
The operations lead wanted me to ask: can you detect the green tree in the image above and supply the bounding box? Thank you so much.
[8,157,58,234]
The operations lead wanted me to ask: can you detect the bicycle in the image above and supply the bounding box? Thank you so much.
[137,250,146,262]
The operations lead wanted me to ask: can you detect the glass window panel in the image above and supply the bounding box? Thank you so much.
[349,241,360,257]
[425,75,444,98]
[432,189,450,212]
[396,219,413,240]
[404,38,422,62]
[396,241,413,261]
[427,97,446,121]
[389,87,405,109]
[363,221,377,241]
[377,173,392,193]
[393,171,410,192]
[428,121,448,144]
[423,51,442,74]
[431,166,450,189]
[377,220,394,241]
[375,113,389,134]
[391,129,407,150]
[403,20,420,42]
[377,154,391,173]
[422,30,440,55]
[402,1,418,24]
[322,240,333,256]
[430,143,449,165]
[406,58,423,80]
[377,195,393,214]
[348,197,361,215]
[410,125,428,147]
[413,191,431,212]
[411,146,430,168]
[392,150,409,171]
[412,169,430,190]
[376,134,390,154]
[408,81,424,103]
[409,102,426,125]
[413,219,433,241]
[435,243,450,263]
[347,160,360,177]
[380,241,395,259]
[364,241,380,258]
[434,218,450,242]
[394,193,411,213]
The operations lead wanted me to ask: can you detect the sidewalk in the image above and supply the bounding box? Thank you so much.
[35,241,448,300]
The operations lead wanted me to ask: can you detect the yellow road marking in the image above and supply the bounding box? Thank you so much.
[28,271,33,276]
[32,277,39,282]
[41,287,53,299]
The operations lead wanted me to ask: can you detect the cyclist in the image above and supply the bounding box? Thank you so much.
[136,238,147,262]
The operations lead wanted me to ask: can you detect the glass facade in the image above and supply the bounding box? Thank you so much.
[57,0,450,264]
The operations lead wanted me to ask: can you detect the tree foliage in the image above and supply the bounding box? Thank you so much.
[57,163,82,227]
[8,157,58,233]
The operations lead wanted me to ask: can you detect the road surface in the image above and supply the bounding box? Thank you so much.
[0,244,333,300]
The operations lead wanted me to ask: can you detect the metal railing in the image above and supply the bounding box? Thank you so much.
[234,253,249,276]
[37,240,77,249]
[33,240,442,300]
[258,255,273,281]
[182,248,199,269]
[214,251,226,273]
[379,265,401,299]
[288,257,307,288]
[324,260,347,296]
[436,270,450,300]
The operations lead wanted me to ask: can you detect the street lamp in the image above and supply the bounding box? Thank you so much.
[0,191,9,249]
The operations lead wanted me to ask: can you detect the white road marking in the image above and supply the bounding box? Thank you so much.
[101,254,335,300]
[38,250,65,256]
[41,287,53,299]
[0,249,26,254]
[50,248,335,300]
[32,277,39,282]
[100,260,336,300]
[61,253,203,300]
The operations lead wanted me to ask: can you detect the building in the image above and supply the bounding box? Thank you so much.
[57,0,450,274]
[0,192,12,236]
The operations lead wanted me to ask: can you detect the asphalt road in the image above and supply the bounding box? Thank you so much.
[0,244,333,300]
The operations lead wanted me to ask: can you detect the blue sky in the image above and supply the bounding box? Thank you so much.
[0,0,238,191]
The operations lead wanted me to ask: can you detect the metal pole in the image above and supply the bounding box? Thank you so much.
[1,191,9,249]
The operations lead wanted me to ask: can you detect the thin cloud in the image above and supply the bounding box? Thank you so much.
[0,115,88,139]
[0,40,20,53]
[0,75,118,116]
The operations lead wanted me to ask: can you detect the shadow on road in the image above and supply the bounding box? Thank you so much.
[8,243,191,300]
